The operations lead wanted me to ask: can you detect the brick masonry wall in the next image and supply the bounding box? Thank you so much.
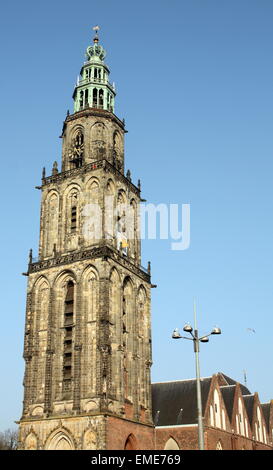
[106,416,154,450]
[155,426,198,450]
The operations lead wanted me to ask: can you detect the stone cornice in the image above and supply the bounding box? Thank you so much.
[64,108,125,132]
[29,245,150,283]
[42,159,140,196]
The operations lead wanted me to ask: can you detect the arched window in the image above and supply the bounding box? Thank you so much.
[214,389,221,428]
[99,89,104,108]
[93,88,98,107]
[257,407,263,442]
[45,192,59,257]
[164,437,179,450]
[69,192,79,234]
[24,432,38,450]
[47,430,74,450]
[238,398,245,436]
[124,434,137,450]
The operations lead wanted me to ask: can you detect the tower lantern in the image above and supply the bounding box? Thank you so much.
[73,27,115,114]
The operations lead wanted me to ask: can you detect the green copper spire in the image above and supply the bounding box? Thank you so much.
[73,26,116,113]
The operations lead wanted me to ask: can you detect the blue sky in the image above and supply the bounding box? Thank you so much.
[1,0,273,431]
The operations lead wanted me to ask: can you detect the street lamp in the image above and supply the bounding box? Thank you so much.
[172,300,221,450]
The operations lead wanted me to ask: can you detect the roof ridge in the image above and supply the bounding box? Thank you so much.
[220,384,236,388]
[152,377,212,384]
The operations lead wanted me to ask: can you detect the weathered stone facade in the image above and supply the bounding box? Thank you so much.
[18,36,153,449]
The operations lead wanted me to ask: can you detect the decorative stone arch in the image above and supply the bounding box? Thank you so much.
[109,267,122,398]
[81,265,99,322]
[90,121,106,160]
[106,178,116,194]
[124,433,138,450]
[24,430,39,450]
[164,436,180,450]
[137,285,148,334]
[109,267,122,327]
[32,276,50,328]
[80,265,99,396]
[62,184,82,247]
[117,188,127,204]
[30,275,51,402]
[63,181,83,197]
[52,270,78,399]
[91,121,106,140]
[122,276,135,401]
[82,428,97,450]
[69,123,85,141]
[32,274,51,292]
[136,284,149,406]
[43,190,59,257]
[80,264,99,282]
[53,269,78,289]
[116,191,128,253]
[112,130,123,170]
[44,188,60,201]
[45,427,75,450]
[84,176,100,211]
[85,175,100,191]
[30,405,43,417]
[127,198,137,258]
[104,181,116,245]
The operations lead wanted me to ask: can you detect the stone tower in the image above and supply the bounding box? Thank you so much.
[18,30,154,450]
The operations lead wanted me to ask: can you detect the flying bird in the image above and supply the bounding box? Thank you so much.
[246,328,256,333]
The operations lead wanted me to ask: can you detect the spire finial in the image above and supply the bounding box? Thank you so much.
[93,25,100,43]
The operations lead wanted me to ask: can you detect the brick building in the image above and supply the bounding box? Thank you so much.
[153,372,273,450]
[18,31,272,450]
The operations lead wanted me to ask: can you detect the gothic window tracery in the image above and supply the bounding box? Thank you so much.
[45,192,58,257]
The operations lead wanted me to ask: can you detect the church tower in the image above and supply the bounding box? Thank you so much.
[18,29,154,450]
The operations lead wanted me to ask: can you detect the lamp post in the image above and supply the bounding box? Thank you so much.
[172,300,221,450]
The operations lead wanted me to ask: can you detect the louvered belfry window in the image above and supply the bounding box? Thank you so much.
[63,281,74,397]
[71,206,77,232]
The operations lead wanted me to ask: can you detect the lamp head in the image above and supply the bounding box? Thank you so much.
[200,336,209,343]
[172,328,181,339]
[211,327,221,335]
[183,323,193,333]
